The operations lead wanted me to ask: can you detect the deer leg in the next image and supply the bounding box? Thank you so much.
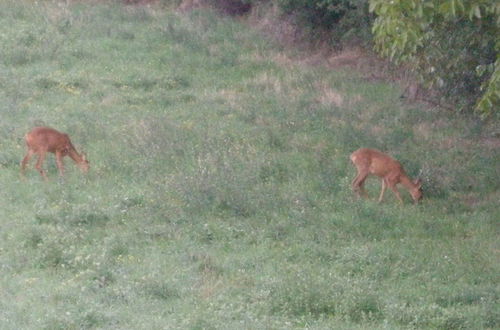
[352,171,369,198]
[358,178,369,197]
[388,183,403,203]
[378,179,387,203]
[21,149,34,177]
[55,151,65,177]
[35,150,48,181]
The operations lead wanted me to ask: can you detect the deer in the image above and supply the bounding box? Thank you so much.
[21,127,89,181]
[350,148,422,204]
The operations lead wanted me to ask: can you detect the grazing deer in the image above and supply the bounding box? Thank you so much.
[350,148,422,204]
[21,127,89,180]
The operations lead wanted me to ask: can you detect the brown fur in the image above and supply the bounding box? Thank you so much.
[21,127,89,180]
[350,148,422,203]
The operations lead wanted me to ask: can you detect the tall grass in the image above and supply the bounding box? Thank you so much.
[0,1,498,328]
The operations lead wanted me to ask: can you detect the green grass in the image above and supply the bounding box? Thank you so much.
[0,1,498,328]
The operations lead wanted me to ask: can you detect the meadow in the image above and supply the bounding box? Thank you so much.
[0,1,498,328]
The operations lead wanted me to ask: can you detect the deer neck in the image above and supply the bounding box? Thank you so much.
[68,148,84,164]
[400,174,416,190]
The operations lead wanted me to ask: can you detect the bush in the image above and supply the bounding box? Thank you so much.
[277,0,373,47]
[370,0,499,115]
[210,0,252,15]
[177,0,252,15]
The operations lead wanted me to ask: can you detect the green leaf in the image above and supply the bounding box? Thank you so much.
[368,1,378,13]
[456,0,465,14]
[417,4,423,18]
[379,4,388,15]
[474,5,481,19]
[390,46,397,61]
[476,65,487,76]
[439,2,450,15]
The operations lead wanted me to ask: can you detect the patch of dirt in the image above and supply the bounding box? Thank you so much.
[413,120,449,140]
[481,136,500,150]
[178,0,208,12]
[327,50,363,68]
[315,82,344,107]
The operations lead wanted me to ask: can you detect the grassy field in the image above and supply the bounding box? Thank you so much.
[0,1,498,329]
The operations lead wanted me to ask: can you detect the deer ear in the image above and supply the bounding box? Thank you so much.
[414,179,422,188]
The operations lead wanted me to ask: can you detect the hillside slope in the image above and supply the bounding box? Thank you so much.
[0,1,498,328]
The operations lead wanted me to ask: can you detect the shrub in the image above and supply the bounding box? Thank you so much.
[370,0,499,115]
[177,0,252,15]
[277,0,373,47]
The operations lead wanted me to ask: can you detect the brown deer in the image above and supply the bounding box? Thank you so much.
[21,127,89,180]
[350,148,422,204]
